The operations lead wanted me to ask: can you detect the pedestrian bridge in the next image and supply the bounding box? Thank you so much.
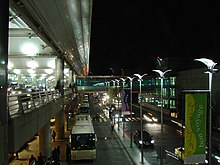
[8,89,74,154]
[76,75,142,93]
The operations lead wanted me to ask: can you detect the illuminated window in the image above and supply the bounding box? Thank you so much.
[169,100,176,109]
[170,88,175,97]
[170,77,176,85]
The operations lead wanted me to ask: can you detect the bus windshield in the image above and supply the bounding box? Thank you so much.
[79,103,90,113]
[71,134,95,150]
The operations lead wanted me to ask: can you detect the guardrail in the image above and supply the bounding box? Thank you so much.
[8,89,73,117]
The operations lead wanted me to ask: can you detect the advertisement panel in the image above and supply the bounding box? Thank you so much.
[184,92,208,164]
[121,89,130,115]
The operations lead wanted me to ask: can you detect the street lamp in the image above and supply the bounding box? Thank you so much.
[106,81,110,102]
[105,81,110,87]
[115,79,120,131]
[120,78,126,88]
[120,78,126,137]
[126,76,136,148]
[110,80,116,87]
[194,58,217,165]
[153,69,171,165]
[111,80,116,124]
[134,73,148,164]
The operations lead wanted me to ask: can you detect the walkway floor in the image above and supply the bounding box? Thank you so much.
[9,132,70,165]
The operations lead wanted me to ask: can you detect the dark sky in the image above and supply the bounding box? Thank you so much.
[89,1,220,75]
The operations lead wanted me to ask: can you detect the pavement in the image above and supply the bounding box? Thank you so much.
[9,126,70,165]
[9,119,157,165]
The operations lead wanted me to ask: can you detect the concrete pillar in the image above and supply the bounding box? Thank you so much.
[39,122,51,158]
[55,110,65,139]
[55,57,65,139]
[0,1,9,165]
[55,58,64,90]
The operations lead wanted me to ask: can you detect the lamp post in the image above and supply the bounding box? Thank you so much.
[194,58,217,165]
[115,79,120,131]
[111,80,116,124]
[105,81,110,119]
[120,78,126,137]
[111,80,116,87]
[153,69,171,165]
[134,73,148,164]
[126,76,136,148]
[105,81,110,87]
[120,78,126,88]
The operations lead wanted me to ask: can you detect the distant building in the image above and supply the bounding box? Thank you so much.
[143,57,220,130]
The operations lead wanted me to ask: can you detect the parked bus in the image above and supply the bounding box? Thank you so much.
[69,114,97,160]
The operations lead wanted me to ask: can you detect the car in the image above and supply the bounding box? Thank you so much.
[133,130,154,148]
[175,147,208,164]
[175,147,185,160]
[143,113,158,122]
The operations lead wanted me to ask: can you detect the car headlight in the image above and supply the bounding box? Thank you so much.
[151,140,155,144]
[115,114,119,118]
[139,140,143,144]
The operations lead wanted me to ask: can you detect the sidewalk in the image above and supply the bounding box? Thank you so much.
[9,128,70,165]
[9,136,70,165]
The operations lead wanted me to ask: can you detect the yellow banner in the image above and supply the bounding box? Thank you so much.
[184,93,207,164]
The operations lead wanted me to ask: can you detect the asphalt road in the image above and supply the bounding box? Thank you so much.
[70,101,134,165]
[129,104,220,165]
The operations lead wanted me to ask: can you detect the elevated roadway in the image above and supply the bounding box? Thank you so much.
[7,89,74,156]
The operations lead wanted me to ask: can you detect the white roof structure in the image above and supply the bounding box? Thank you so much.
[9,0,93,78]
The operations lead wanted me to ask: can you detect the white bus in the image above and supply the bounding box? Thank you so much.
[69,114,97,160]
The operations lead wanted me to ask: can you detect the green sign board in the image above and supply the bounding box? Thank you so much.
[184,92,207,164]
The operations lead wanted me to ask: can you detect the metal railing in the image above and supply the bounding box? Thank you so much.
[8,89,73,117]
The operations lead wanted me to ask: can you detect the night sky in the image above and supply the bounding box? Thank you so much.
[89,1,220,76]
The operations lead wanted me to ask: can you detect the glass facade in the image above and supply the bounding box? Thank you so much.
[144,76,177,117]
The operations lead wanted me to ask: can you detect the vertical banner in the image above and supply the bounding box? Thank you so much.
[184,92,207,164]
[122,89,130,115]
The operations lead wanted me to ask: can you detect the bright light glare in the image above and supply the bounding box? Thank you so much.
[47,60,55,69]
[8,62,13,69]
[21,43,38,55]
[13,69,20,74]
[27,60,38,69]
[27,69,35,74]
[102,95,109,102]
[44,69,54,74]
[64,68,69,74]
[152,117,158,122]
[115,114,119,118]
[143,114,158,122]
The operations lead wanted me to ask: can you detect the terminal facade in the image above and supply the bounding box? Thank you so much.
[1,1,220,165]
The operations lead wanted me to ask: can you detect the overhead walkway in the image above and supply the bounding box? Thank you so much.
[7,88,75,161]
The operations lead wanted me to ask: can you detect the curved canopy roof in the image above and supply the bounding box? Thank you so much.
[9,0,93,76]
